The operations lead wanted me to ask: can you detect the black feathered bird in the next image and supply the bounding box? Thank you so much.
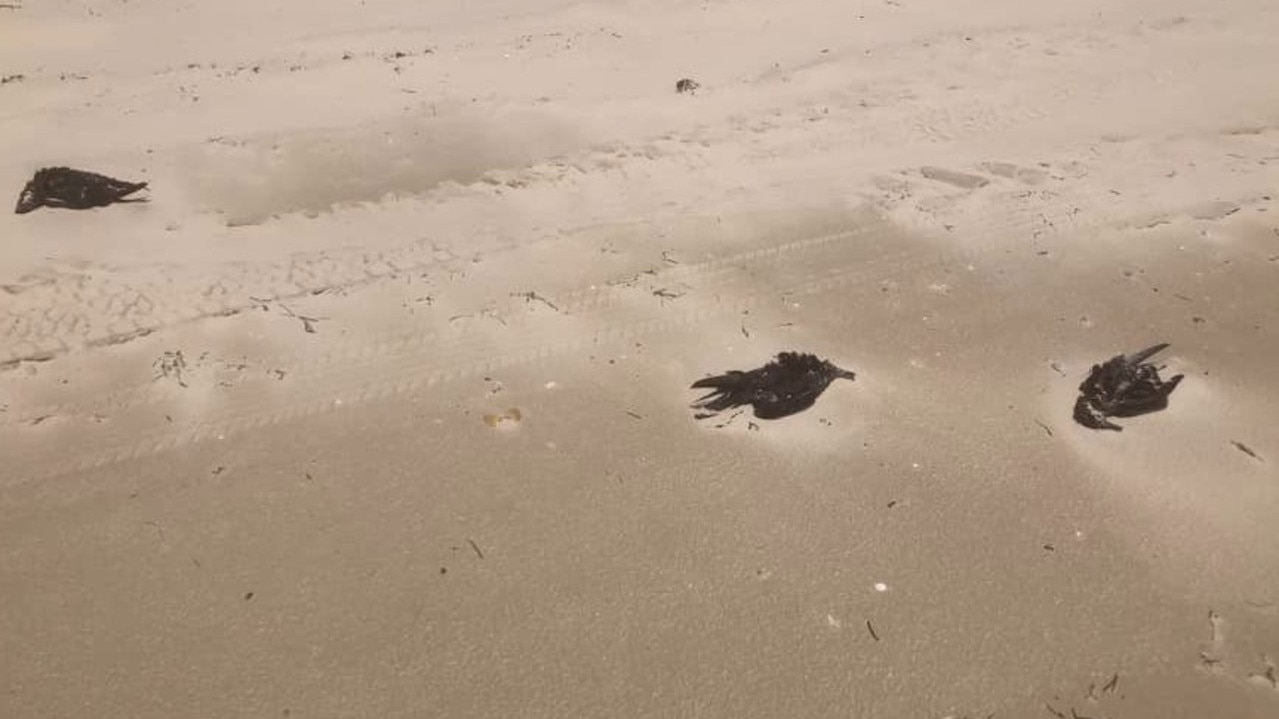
[1073,343,1184,431]
[691,352,856,420]
[15,167,149,214]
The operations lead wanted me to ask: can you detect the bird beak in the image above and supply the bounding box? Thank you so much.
[1124,343,1170,365]
[835,367,857,381]
[14,184,40,214]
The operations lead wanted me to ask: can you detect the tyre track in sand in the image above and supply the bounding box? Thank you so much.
[0,236,480,368]
[0,209,893,483]
[0,185,1171,486]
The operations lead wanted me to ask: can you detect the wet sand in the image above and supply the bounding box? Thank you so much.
[2,1,1278,717]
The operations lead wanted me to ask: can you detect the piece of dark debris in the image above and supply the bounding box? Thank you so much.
[675,77,700,94]
[1231,440,1263,462]
[1073,343,1183,431]
[15,166,149,214]
[691,352,856,420]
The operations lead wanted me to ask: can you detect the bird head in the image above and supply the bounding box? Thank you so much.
[14,180,42,214]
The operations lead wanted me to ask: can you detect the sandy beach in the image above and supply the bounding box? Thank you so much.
[2,1,1278,717]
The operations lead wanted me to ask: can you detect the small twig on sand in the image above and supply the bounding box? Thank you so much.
[467,538,485,560]
[865,620,880,641]
[653,287,685,304]
[278,303,325,333]
[512,290,560,312]
[1231,440,1263,462]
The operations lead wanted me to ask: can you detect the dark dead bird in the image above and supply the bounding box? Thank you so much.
[15,167,149,214]
[1073,343,1184,431]
[691,351,855,420]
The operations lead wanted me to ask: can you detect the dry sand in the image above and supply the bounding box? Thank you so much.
[2,0,1279,717]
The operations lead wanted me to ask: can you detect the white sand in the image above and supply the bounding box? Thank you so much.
[2,1,1278,717]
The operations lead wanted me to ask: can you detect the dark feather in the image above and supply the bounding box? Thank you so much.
[15,167,148,214]
[1073,343,1184,431]
[691,352,855,420]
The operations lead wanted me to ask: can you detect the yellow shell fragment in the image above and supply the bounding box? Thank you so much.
[483,407,523,428]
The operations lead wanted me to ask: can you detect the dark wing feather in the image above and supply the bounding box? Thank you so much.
[753,393,819,419]
[690,370,759,414]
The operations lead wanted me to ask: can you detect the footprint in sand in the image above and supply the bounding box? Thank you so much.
[919,166,991,190]
[1198,609,1228,673]
[1196,608,1279,692]
[874,160,1060,222]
